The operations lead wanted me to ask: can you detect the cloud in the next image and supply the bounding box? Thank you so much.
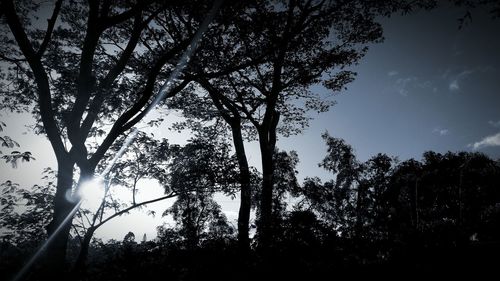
[394,76,417,96]
[442,67,492,92]
[469,132,500,150]
[488,120,500,128]
[449,79,460,91]
[433,128,449,136]
[387,70,399,77]
[447,70,473,91]
[392,76,434,96]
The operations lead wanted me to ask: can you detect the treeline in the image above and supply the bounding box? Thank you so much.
[2,133,500,280]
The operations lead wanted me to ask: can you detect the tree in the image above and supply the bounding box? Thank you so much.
[166,190,230,249]
[302,133,397,243]
[163,135,238,249]
[181,0,426,248]
[0,0,221,267]
[391,152,500,247]
[164,1,268,250]
[0,178,54,245]
[302,133,361,236]
[72,131,177,271]
[357,153,396,242]
[252,149,301,241]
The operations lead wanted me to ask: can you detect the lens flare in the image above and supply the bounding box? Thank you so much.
[11,202,81,281]
[77,177,105,212]
[11,2,223,280]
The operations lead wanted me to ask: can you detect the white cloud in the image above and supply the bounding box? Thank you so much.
[391,75,434,96]
[388,70,399,76]
[433,128,449,136]
[394,76,417,96]
[457,69,474,78]
[442,67,492,92]
[449,79,460,91]
[488,120,500,128]
[449,69,474,91]
[470,132,500,150]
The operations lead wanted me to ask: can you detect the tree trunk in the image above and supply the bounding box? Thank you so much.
[45,159,76,271]
[355,183,365,240]
[73,226,96,274]
[257,133,275,249]
[256,110,279,250]
[257,109,280,249]
[231,123,252,252]
[258,142,273,248]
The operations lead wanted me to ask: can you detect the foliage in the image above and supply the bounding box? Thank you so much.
[163,136,238,248]
[299,133,500,266]
[0,0,226,264]
[0,174,55,245]
[0,120,35,167]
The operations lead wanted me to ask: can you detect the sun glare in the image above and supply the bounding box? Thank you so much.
[78,177,105,211]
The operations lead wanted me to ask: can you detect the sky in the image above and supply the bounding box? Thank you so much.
[1,3,500,241]
[279,3,500,179]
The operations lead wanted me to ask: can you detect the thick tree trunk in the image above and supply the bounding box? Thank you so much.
[231,124,252,252]
[258,139,273,248]
[45,159,76,270]
[256,110,279,249]
[257,133,276,249]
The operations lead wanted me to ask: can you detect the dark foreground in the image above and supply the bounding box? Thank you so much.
[2,238,500,281]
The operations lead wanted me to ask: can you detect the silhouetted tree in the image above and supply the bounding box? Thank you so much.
[302,133,361,236]
[163,136,237,249]
[72,131,177,272]
[302,134,398,242]
[0,178,54,245]
[389,152,500,249]
[252,149,301,241]
[0,0,223,267]
[181,0,423,248]
[164,1,268,249]
[356,153,397,241]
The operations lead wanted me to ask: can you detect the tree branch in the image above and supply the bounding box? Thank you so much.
[95,192,177,229]
[88,39,191,168]
[79,9,146,140]
[192,76,239,124]
[0,52,26,63]
[101,1,149,30]
[36,0,63,58]
[1,0,67,161]
[68,0,101,146]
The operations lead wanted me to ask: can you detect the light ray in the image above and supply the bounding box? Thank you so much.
[11,1,223,280]
[11,201,82,281]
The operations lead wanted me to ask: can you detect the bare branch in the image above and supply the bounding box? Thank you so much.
[95,192,178,229]
[36,0,63,58]
[1,0,67,160]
